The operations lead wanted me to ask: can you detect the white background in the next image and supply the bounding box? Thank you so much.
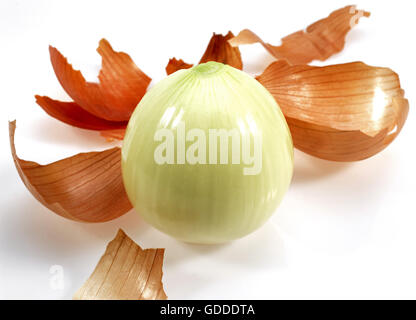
[0,0,415,299]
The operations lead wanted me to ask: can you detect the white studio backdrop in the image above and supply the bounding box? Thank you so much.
[0,0,415,299]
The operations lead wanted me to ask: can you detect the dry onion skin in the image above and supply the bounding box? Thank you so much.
[35,96,127,131]
[36,39,151,136]
[74,229,167,300]
[229,5,370,65]
[9,121,132,222]
[256,61,409,161]
[165,58,193,76]
[100,128,127,141]
[165,31,242,75]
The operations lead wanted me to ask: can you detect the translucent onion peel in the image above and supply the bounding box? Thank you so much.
[122,62,293,244]
[9,121,132,222]
[165,31,242,75]
[229,5,370,64]
[35,96,127,131]
[100,128,127,141]
[36,39,151,137]
[74,229,167,300]
[256,61,409,161]
[165,58,193,76]
[48,39,150,121]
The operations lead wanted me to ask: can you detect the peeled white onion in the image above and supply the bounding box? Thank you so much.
[122,62,293,244]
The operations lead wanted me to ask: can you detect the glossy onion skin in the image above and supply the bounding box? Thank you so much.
[122,62,293,244]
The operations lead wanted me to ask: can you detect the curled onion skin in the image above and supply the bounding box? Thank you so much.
[122,62,293,244]
[9,121,132,222]
[256,61,409,161]
[229,5,370,65]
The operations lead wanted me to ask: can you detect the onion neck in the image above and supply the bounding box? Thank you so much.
[192,61,225,76]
